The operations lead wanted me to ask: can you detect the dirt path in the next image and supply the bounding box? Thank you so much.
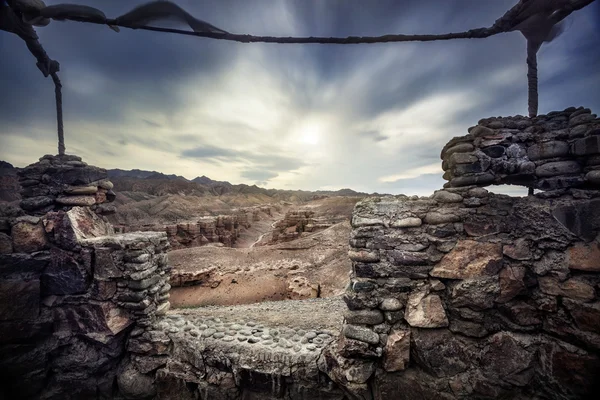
[250,220,278,248]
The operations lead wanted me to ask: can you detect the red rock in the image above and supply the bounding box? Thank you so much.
[538,276,595,302]
[567,241,600,272]
[405,291,448,328]
[497,266,526,303]
[383,330,411,372]
[430,240,503,279]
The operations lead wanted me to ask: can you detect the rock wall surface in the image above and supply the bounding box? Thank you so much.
[115,206,273,250]
[331,187,600,399]
[442,106,600,191]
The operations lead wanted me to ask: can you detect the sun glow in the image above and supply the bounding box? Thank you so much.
[296,121,322,145]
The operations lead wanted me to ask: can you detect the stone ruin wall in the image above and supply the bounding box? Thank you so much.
[0,155,171,399]
[442,106,600,191]
[331,108,600,400]
[269,209,342,245]
[116,206,274,250]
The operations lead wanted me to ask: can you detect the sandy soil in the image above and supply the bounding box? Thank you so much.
[168,222,352,308]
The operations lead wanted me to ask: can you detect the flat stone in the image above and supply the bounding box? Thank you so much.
[424,212,460,225]
[471,125,494,138]
[430,240,502,279]
[449,172,495,187]
[20,196,54,212]
[433,190,463,203]
[404,291,448,328]
[444,143,475,158]
[527,141,569,160]
[390,217,422,228]
[567,241,600,272]
[538,276,595,301]
[64,186,98,195]
[348,250,380,263]
[448,152,478,167]
[56,195,96,206]
[563,299,600,334]
[586,170,600,185]
[345,310,384,325]
[383,330,411,372]
[535,161,581,178]
[343,324,380,345]
[569,113,596,127]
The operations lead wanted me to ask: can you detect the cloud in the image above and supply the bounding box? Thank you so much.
[0,0,599,195]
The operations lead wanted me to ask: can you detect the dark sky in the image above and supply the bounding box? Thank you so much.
[1,0,599,194]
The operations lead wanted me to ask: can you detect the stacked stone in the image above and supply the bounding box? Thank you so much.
[332,186,600,399]
[81,231,171,328]
[0,154,174,399]
[441,106,600,191]
[17,154,116,216]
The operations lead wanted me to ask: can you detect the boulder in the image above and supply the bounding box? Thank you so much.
[383,330,411,372]
[430,240,502,279]
[404,291,448,328]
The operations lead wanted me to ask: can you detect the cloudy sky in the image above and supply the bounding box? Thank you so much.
[1,0,599,195]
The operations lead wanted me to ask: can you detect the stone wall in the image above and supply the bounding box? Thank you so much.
[0,156,170,399]
[442,106,600,191]
[330,186,600,399]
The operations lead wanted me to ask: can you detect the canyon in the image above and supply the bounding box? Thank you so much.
[0,107,599,399]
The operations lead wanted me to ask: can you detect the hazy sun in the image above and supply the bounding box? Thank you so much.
[298,122,321,145]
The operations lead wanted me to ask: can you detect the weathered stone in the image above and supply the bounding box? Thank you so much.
[480,332,534,387]
[348,250,380,263]
[94,247,123,279]
[502,239,531,260]
[11,219,48,253]
[567,241,600,272]
[41,250,89,295]
[338,336,382,359]
[430,240,502,279]
[0,279,39,320]
[20,196,54,211]
[444,143,475,158]
[345,310,384,325]
[424,212,460,225]
[390,217,422,228]
[451,276,500,310]
[380,298,404,311]
[498,301,541,326]
[587,170,600,185]
[411,329,470,377]
[449,319,488,338]
[572,135,600,156]
[433,190,463,203]
[55,195,97,206]
[448,152,478,167]
[128,275,161,291]
[471,125,494,138]
[535,161,581,178]
[117,363,157,399]
[563,299,600,334]
[538,276,595,301]
[482,145,505,158]
[449,172,495,187]
[0,232,13,254]
[527,141,569,160]
[343,324,380,345]
[64,186,98,195]
[388,250,430,266]
[383,330,410,372]
[569,113,596,127]
[497,266,526,303]
[405,291,448,328]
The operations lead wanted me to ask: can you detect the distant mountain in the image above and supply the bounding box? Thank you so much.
[107,169,186,181]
